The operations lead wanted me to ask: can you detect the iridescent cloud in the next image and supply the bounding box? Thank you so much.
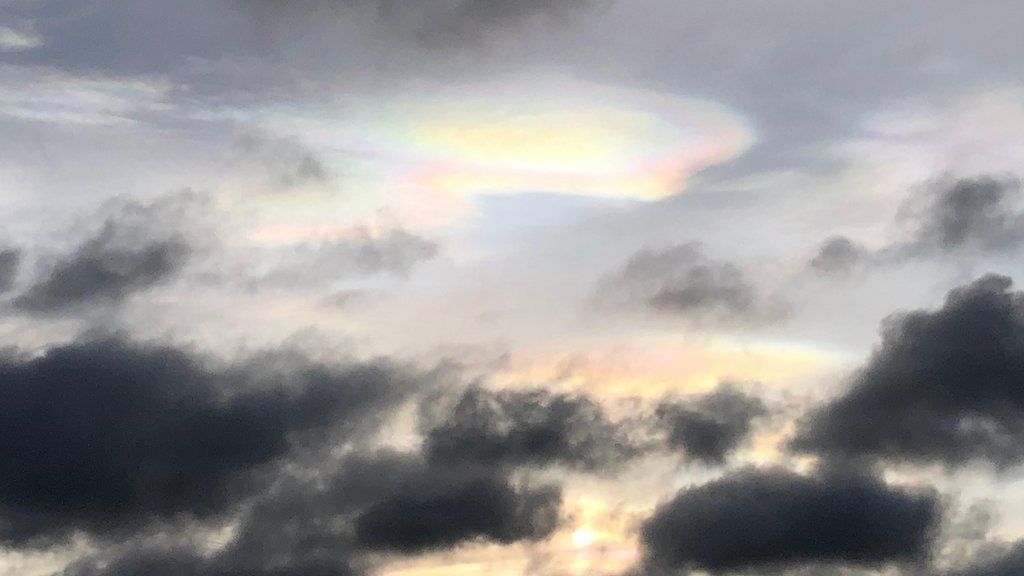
[257,74,754,230]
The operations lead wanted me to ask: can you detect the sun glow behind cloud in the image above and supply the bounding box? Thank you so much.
[257,75,754,232]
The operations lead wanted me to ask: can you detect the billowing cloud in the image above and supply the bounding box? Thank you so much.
[656,383,767,464]
[0,335,410,544]
[793,274,1024,467]
[639,466,939,573]
[422,386,642,471]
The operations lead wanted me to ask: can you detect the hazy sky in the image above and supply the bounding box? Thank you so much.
[2,1,1024,575]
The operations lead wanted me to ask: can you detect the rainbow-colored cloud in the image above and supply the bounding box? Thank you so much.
[260,74,754,229]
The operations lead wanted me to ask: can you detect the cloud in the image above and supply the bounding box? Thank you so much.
[248,0,601,48]
[0,248,21,292]
[222,450,559,565]
[0,335,409,545]
[656,383,767,464]
[353,463,561,553]
[808,236,869,276]
[639,466,939,573]
[897,175,1024,254]
[233,133,330,190]
[0,24,42,52]
[64,546,359,576]
[596,242,784,324]
[949,540,1024,576]
[254,226,438,287]
[64,549,211,576]
[235,452,561,559]
[792,274,1024,467]
[13,192,208,313]
[14,234,189,313]
[808,175,1024,276]
[62,450,561,575]
[421,386,642,472]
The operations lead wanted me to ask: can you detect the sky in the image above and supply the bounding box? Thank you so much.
[1,1,1024,575]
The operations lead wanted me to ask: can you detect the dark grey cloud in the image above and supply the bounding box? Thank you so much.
[63,546,359,576]
[640,466,940,574]
[354,463,561,553]
[0,335,409,545]
[13,192,209,314]
[792,274,1024,467]
[656,383,767,464]
[0,248,21,292]
[64,549,210,576]
[62,450,561,575]
[596,242,784,324]
[422,386,641,472]
[232,452,561,559]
